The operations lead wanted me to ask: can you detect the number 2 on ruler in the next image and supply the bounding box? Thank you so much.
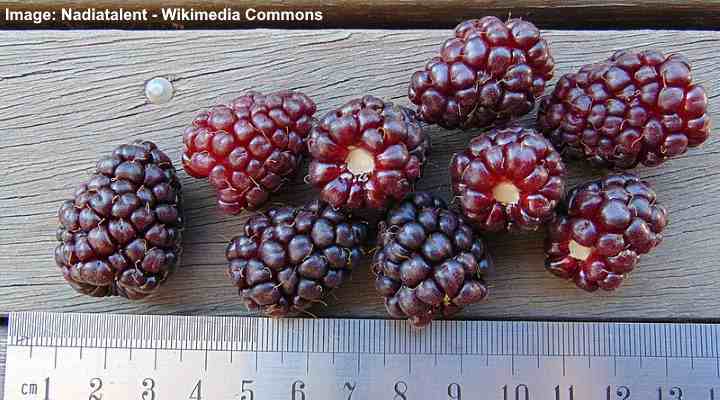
[89,378,102,400]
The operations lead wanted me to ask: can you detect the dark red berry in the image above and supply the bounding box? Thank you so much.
[182,91,316,214]
[54,141,183,299]
[450,126,566,232]
[545,173,667,291]
[307,95,430,209]
[538,50,711,168]
[373,192,492,327]
[409,17,554,129]
[226,200,368,317]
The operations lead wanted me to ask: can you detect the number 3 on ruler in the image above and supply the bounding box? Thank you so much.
[141,378,156,400]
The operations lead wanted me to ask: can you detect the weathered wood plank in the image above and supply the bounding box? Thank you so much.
[0,29,718,321]
[1,0,718,29]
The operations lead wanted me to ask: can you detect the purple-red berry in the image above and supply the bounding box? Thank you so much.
[55,141,183,299]
[182,90,316,214]
[409,16,554,129]
[538,50,710,168]
[545,173,668,291]
[373,192,492,327]
[451,126,566,232]
[307,95,430,209]
[226,200,368,317]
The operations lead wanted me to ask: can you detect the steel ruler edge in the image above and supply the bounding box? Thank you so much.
[4,312,720,400]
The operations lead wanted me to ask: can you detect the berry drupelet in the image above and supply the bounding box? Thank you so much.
[54,141,183,299]
[373,193,492,327]
[538,50,711,169]
[183,91,316,214]
[409,16,554,129]
[307,95,430,209]
[545,173,667,292]
[450,126,566,232]
[226,200,368,317]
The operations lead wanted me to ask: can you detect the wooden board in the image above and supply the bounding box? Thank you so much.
[0,29,718,321]
[1,0,719,29]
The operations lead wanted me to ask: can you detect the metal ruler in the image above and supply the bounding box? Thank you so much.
[4,313,720,400]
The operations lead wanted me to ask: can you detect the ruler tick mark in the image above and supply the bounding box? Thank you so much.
[129,347,132,361]
[103,347,107,369]
[204,349,208,371]
[53,347,58,369]
[614,356,617,376]
[154,349,158,371]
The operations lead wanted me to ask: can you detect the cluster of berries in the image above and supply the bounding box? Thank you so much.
[54,17,709,327]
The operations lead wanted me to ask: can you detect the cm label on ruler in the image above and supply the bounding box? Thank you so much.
[4,313,720,399]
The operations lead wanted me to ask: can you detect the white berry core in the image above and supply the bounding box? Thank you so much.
[569,239,592,261]
[145,77,174,104]
[346,147,375,175]
[492,181,520,205]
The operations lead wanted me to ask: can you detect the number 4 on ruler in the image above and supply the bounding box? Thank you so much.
[189,380,202,400]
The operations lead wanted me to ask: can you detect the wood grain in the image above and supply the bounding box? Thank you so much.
[0,29,718,321]
[0,0,718,29]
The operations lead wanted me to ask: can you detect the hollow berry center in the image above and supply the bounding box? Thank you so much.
[492,181,520,205]
[346,147,375,175]
[569,239,592,261]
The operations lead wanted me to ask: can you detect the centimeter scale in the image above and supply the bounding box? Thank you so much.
[4,312,720,399]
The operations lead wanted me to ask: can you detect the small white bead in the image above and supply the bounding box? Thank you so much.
[145,77,174,104]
